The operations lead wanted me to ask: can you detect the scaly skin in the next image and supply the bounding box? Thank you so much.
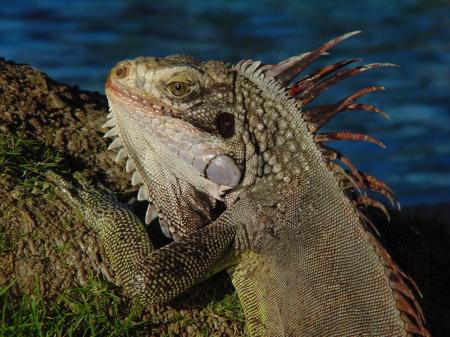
[54,32,430,336]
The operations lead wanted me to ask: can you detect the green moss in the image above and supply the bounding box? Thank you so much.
[0,133,64,197]
[0,278,148,337]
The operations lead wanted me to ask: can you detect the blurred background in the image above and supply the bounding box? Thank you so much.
[0,0,449,207]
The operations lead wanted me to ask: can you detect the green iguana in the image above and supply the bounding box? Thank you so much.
[50,31,430,336]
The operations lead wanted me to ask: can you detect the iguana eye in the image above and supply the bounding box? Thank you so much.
[216,113,235,139]
[167,81,192,96]
[115,66,128,78]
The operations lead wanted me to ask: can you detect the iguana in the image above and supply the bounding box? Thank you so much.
[50,31,430,336]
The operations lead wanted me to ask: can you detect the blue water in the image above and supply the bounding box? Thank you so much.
[1,0,449,206]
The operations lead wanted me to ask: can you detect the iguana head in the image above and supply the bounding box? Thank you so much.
[104,32,396,240]
[104,55,259,239]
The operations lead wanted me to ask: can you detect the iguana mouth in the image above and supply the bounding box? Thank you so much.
[106,77,166,116]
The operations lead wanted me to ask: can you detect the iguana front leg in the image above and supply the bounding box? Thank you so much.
[47,172,236,305]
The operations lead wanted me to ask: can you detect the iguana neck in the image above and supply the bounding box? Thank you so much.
[230,66,324,195]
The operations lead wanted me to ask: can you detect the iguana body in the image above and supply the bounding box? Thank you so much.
[53,32,430,336]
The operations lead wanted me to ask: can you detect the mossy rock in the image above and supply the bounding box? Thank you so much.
[0,59,244,337]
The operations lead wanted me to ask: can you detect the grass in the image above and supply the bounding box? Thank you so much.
[0,133,64,197]
[208,292,245,325]
[0,279,245,337]
[0,279,147,337]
